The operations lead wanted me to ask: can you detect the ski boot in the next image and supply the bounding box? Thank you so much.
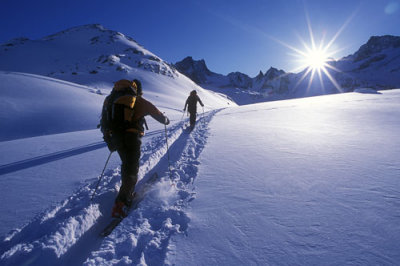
[111,201,128,218]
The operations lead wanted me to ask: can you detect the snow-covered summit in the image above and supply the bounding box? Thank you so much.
[0,24,176,85]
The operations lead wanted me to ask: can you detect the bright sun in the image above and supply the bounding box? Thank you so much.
[290,41,342,94]
[277,25,344,93]
[271,10,356,94]
[304,48,329,70]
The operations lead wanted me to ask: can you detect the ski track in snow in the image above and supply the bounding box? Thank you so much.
[0,110,219,266]
[84,110,218,265]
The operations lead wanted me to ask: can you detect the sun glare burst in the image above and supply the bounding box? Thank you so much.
[271,10,356,94]
[304,48,329,70]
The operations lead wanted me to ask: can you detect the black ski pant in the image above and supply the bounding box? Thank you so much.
[189,111,197,127]
[115,132,141,206]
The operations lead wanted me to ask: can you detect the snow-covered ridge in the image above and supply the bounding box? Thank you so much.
[0,23,177,80]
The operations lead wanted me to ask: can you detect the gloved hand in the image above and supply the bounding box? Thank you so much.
[103,132,117,152]
[164,117,170,125]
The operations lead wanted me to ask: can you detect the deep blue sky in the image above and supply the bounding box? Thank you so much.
[1,0,400,76]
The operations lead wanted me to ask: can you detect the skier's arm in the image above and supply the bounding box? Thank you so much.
[197,96,204,107]
[184,99,188,111]
[141,98,169,125]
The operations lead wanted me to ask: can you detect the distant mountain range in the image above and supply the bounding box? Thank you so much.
[175,35,400,104]
[1,24,399,106]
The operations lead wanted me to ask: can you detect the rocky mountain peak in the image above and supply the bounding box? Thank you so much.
[265,67,285,80]
[354,35,400,62]
[255,71,264,81]
[175,56,213,84]
[175,56,211,73]
[227,72,252,89]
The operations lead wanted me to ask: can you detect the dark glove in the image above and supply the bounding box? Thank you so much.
[103,132,117,152]
[164,117,170,125]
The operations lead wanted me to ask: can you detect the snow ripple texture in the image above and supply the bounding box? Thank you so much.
[0,110,218,266]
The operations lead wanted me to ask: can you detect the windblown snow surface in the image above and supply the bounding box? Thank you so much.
[1,89,399,265]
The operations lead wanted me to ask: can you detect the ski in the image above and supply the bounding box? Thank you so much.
[100,217,123,237]
[100,172,159,237]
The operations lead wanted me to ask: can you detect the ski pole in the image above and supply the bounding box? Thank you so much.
[186,109,189,127]
[164,123,172,178]
[91,151,113,201]
[202,106,205,125]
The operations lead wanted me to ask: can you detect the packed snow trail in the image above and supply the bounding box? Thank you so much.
[84,110,218,265]
[0,110,218,265]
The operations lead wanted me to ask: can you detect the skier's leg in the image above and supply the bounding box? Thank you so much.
[189,112,196,128]
[116,133,141,206]
[119,133,141,204]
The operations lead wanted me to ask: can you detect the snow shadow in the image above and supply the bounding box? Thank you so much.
[0,142,106,176]
[0,166,120,266]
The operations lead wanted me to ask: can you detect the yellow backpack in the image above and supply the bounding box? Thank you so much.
[100,79,138,135]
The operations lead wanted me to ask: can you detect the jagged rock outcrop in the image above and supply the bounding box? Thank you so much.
[174,56,214,84]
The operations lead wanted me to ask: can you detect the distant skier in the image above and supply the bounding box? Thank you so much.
[101,79,169,218]
[183,90,204,129]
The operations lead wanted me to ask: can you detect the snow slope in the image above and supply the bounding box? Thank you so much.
[1,89,399,265]
[0,69,234,142]
[172,90,400,265]
[0,71,104,141]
